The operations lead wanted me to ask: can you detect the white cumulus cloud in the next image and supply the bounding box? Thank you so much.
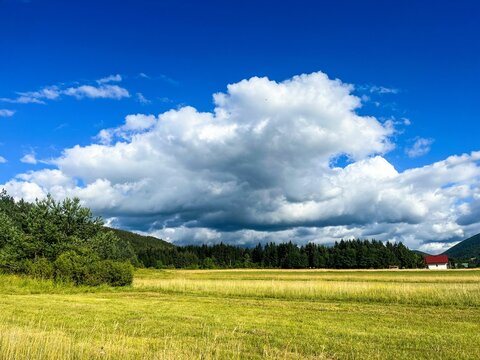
[2,71,479,253]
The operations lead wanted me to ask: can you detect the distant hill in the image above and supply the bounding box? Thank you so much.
[104,227,174,252]
[443,233,480,260]
[412,250,430,257]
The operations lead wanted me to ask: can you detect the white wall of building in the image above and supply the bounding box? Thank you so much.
[427,263,448,270]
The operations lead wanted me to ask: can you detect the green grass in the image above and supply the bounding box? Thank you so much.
[1,269,480,359]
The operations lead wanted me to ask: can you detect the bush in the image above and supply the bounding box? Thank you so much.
[85,260,134,287]
[108,261,134,286]
[26,257,54,279]
[54,251,133,286]
[54,251,89,284]
[0,259,29,274]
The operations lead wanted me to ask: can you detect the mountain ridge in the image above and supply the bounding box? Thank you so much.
[442,233,480,260]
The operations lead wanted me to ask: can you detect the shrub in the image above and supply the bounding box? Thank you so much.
[26,257,54,279]
[1,259,29,274]
[54,252,133,286]
[106,261,134,286]
[54,251,89,284]
[85,260,134,287]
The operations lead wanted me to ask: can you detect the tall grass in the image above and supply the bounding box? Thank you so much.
[134,270,480,306]
[140,268,480,283]
[1,269,479,359]
[0,274,116,295]
[0,320,329,360]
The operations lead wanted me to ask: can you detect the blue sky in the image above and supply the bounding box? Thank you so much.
[1,0,480,252]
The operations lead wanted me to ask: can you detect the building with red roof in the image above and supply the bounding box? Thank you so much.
[424,255,449,270]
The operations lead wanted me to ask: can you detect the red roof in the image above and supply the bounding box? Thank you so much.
[425,255,449,264]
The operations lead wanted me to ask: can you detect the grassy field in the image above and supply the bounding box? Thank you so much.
[1,269,480,359]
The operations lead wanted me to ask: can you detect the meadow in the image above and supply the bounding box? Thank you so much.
[1,269,479,360]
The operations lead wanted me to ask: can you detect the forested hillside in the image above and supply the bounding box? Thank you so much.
[443,233,480,262]
[104,227,173,251]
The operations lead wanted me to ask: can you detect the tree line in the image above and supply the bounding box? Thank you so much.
[136,238,424,269]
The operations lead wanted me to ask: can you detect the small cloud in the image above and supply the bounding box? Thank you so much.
[1,76,129,104]
[64,85,130,100]
[368,85,399,94]
[97,74,122,84]
[357,84,400,95]
[159,74,179,86]
[405,137,434,158]
[0,96,44,104]
[54,123,68,131]
[360,94,370,103]
[0,86,61,104]
[136,92,151,104]
[0,156,7,164]
[403,118,411,126]
[138,72,178,85]
[19,87,60,100]
[20,152,38,165]
[0,109,15,117]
